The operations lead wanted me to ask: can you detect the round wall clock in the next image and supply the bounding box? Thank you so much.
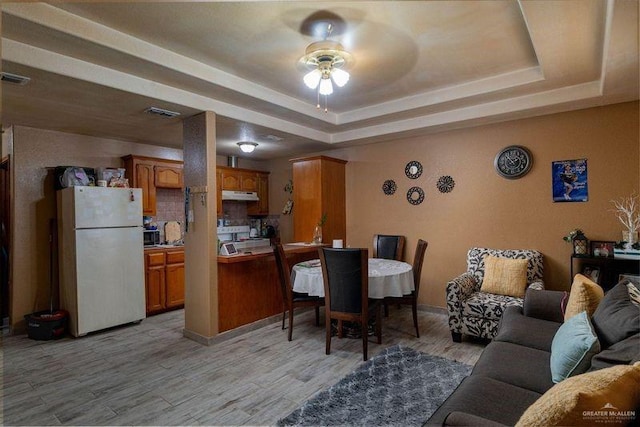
[405,161,423,179]
[494,145,533,179]
[382,179,397,195]
[406,186,425,205]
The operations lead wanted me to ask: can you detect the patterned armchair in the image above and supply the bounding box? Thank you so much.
[446,247,544,342]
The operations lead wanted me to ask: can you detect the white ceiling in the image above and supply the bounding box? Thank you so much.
[1,1,638,160]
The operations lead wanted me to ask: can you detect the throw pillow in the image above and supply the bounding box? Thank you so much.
[480,256,528,298]
[516,362,640,427]
[628,282,640,306]
[550,311,600,383]
[591,281,640,349]
[564,274,604,321]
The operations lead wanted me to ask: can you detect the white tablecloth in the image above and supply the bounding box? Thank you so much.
[291,258,414,299]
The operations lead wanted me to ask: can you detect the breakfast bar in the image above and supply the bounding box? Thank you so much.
[217,243,323,332]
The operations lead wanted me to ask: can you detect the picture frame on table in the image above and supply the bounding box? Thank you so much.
[582,265,600,284]
[590,240,615,258]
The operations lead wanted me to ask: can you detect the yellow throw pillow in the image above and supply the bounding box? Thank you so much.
[480,256,528,298]
[564,274,605,321]
[516,362,640,427]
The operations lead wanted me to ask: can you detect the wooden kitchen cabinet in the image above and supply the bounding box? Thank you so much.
[291,156,347,244]
[247,173,269,216]
[122,155,183,216]
[144,248,184,314]
[217,166,270,216]
[155,165,183,188]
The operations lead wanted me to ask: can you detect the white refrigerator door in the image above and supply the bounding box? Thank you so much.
[71,187,142,229]
[73,226,145,336]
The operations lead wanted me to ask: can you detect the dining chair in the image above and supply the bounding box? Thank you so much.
[273,244,324,341]
[372,234,405,261]
[383,239,428,337]
[319,247,382,361]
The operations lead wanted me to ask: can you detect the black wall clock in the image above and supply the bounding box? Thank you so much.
[405,161,423,179]
[494,145,533,179]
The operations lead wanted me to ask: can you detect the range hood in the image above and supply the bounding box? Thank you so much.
[221,190,260,201]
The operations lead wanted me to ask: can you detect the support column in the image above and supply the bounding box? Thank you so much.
[182,111,219,343]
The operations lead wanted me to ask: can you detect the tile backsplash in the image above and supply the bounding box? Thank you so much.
[155,188,185,241]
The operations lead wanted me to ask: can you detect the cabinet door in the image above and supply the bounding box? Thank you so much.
[221,170,241,190]
[165,263,185,308]
[136,162,156,216]
[146,266,165,313]
[155,166,183,189]
[240,172,257,191]
[247,173,269,215]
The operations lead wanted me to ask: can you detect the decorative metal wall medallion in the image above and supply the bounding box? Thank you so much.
[382,179,397,195]
[407,186,425,205]
[405,161,423,179]
[437,175,455,193]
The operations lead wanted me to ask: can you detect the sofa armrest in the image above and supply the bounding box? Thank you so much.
[522,288,566,323]
[445,273,479,334]
[443,412,509,427]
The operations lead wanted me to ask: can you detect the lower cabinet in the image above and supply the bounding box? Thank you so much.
[145,248,184,315]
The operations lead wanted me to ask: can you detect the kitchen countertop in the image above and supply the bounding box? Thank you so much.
[217,242,326,263]
[144,244,185,251]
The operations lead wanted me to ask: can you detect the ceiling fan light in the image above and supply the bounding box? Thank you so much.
[331,68,349,87]
[319,78,333,95]
[237,142,258,153]
[303,69,322,89]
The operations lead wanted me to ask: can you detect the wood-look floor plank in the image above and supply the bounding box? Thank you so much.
[2,306,485,426]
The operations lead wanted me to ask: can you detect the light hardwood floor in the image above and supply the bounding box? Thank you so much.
[1,307,485,426]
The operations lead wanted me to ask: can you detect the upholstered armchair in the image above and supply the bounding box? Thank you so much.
[446,247,544,342]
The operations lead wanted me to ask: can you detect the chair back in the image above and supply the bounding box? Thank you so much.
[273,244,292,303]
[373,234,405,261]
[412,239,428,295]
[319,248,368,314]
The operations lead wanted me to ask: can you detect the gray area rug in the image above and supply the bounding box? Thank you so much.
[277,344,471,426]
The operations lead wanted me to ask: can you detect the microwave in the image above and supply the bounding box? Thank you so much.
[143,229,160,246]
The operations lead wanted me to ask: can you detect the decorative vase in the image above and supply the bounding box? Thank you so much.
[622,231,638,249]
[312,225,323,244]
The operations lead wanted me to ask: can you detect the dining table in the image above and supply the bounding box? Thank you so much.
[291,257,415,299]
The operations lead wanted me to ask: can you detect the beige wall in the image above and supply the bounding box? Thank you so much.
[268,102,640,307]
[10,126,182,329]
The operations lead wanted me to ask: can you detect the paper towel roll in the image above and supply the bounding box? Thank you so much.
[332,239,343,248]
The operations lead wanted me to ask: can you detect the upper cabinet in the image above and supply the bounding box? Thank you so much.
[122,155,184,216]
[291,156,347,244]
[217,166,270,216]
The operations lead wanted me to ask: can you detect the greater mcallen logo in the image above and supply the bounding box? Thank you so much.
[583,403,636,424]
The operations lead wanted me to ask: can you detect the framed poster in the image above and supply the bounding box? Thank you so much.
[590,241,615,258]
[552,159,588,202]
[582,265,600,283]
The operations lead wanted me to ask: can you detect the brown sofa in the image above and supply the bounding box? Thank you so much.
[427,282,640,426]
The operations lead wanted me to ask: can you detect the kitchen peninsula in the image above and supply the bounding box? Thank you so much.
[217,243,323,332]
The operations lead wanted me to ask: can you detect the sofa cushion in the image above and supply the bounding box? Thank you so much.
[591,281,640,349]
[494,306,561,352]
[550,311,600,383]
[564,274,604,321]
[516,362,640,427]
[480,256,528,298]
[427,376,541,427]
[444,411,509,426]
[462,292,523,321]
[472,341,554,394]
[590,333,640,371]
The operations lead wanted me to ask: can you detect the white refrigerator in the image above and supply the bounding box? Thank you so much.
[58,186,146,337]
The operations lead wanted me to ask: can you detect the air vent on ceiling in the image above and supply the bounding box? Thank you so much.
[144,107,181,118]
[1,72,31,85]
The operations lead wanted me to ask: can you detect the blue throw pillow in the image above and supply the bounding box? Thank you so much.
[550,310,600,383]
